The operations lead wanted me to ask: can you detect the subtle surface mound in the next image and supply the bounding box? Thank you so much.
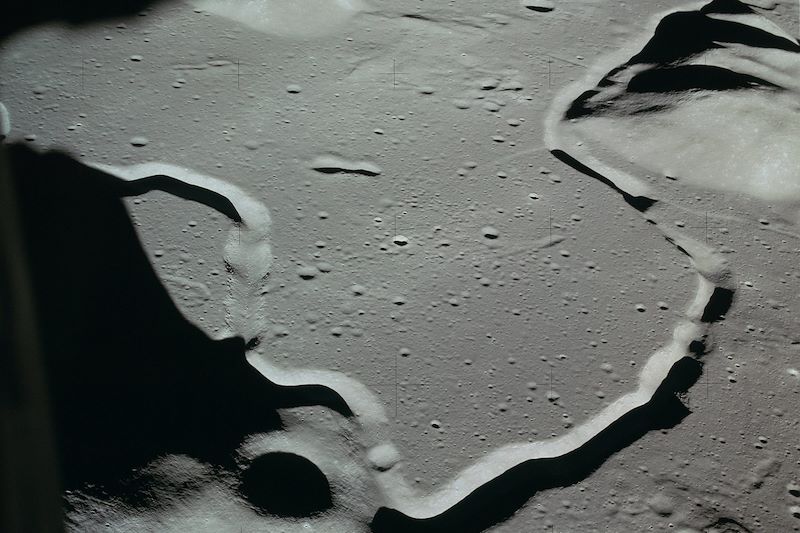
[190,0,363,38]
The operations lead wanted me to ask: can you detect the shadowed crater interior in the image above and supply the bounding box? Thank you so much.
[240,452,333,517]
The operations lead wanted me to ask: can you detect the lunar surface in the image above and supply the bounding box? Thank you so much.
[2,0,800,532]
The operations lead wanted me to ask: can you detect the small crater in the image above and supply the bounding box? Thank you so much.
[239,452,332,517]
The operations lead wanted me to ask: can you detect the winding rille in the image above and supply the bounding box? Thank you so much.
[87,5,788,523]
[83,4,799,522]
[92,149,734,532]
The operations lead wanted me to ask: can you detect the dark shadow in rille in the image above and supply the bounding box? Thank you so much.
[371,356,702,533]
[372,263,732,532]
[5,143,349,510]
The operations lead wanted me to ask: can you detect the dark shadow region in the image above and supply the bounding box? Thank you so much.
[117,174,243,223]
[550,149,657,212]
[4,143,350,508]
[562,0,799,120]
[0,0,162,41]
[311,166,382,177]
[700,287,734,323]
[626,64,780,93]
[240,452,333,517]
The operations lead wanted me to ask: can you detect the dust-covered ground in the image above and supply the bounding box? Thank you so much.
[2,0,800,532]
